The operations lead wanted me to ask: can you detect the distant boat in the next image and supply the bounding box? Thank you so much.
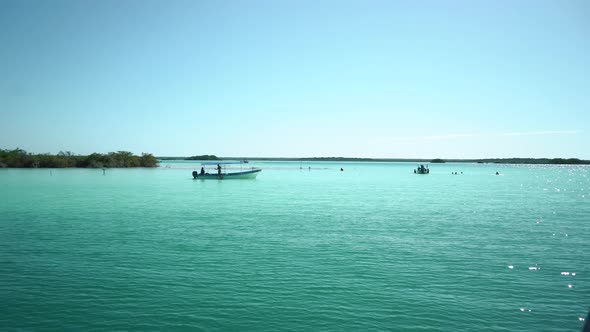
[192,161,261,180]
[414,164,430,174]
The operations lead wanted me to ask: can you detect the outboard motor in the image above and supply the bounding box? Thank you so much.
[192,171,198,179]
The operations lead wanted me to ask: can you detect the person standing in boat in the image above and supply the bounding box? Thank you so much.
[217,164,222,178]
[200,167,205,176]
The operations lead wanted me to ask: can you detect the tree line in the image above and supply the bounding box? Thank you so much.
[0,148,159,168]
[474,158,590,165]
[239,157,589,164]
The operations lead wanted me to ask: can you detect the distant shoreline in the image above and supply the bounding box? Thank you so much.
[159,156,590,165]
[3,148,588,167]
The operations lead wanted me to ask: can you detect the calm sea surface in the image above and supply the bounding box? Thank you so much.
[1,161,588,331]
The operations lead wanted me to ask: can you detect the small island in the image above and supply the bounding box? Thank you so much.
[0,148,159,168]
[184,155,221,161]
[430,159,446,163]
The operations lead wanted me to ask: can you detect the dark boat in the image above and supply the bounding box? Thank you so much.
[414,164,430,174]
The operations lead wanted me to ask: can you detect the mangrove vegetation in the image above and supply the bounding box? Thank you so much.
[0,148,159,168]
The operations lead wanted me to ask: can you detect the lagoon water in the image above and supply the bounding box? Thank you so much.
[1,161,589,331]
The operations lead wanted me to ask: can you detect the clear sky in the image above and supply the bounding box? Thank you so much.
[1,0,589,158]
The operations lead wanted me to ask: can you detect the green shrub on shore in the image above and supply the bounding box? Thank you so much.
[0,148,159,168]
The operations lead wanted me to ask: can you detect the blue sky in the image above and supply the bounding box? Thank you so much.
[1,0,588,158]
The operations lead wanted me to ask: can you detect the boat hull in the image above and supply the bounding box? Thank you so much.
[193,169,261,180]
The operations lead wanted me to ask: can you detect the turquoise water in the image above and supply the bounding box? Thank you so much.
[1,161,588,331]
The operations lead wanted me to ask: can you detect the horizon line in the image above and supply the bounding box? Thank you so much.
[160,156,590,161]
